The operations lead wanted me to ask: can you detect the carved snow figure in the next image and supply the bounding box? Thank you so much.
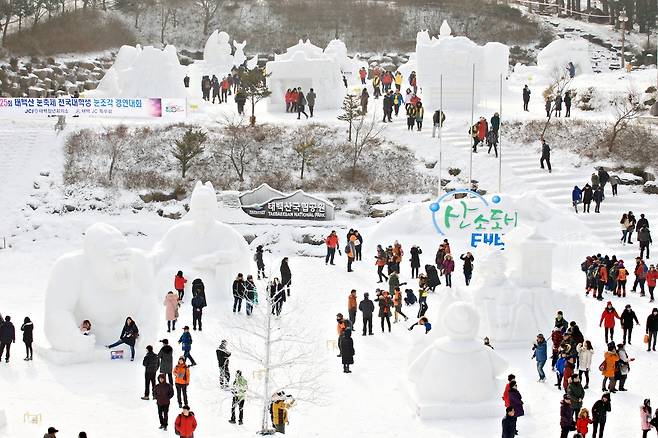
[233,40,247,67]
[406,302,508,419]
[151,181,251,300]
[43,223,157,356]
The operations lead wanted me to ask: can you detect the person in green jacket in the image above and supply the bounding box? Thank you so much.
[567,374,585,423]
[229,370,248,425]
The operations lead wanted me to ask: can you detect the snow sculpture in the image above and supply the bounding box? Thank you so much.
[151,181,251,299]
[43,223,157,358]
[0,410,5,428]
[473,229,586,345]
[266,39,344,111]
[324,39,367,81]
[233,40,247,67]
[204,30,233,67]
[246,54,259,70]
[95,44,187,98]
[415,20,509,110]
[537,38,592,76]
[406,302,508,419]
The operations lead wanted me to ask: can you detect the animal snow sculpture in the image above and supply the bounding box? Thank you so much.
[44,223,157,353]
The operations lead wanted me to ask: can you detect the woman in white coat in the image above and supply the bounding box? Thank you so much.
[577,340,593,389]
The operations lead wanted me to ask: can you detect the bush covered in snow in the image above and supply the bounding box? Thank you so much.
[63,122,437,195]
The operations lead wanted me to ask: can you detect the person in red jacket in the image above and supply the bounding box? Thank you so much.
[290,89,298,113]
[600,301,621,344]
[284,89,292,112]
[502,374,515,407]
[477,116,488,143]
[175,271,187,302]
[647,264,657,302]
[325,230,339,265]
[359,67,367,85]
[221,77,230,103]
[175,405,197,438]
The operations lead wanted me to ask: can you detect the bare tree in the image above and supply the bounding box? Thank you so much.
[606,89,643,152]
[214,115,257,183]
[347,111,384,182]
[224,276,327,435]
[172,127,207,178]
[291,125,322,180]
[196,0,222,35]
[104,125,130,182]
[540,66,573,138]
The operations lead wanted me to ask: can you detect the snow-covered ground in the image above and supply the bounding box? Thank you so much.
[1,64,658,438]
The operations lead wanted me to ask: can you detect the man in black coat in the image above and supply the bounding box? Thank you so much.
[158,339,174,384]
[153,373,175,430]
[0,315,16,362]
[620,304,640,345]
[522,85,531,111]
[216,340,231,389]
[592,393,611,438]
[646,308,658,352]
[358,293,375,336]
[142,345,161,400]
[540,137,552,173]
[502,406,517,438]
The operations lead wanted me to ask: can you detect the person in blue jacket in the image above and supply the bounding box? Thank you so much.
[572,185,582,213]
[178,326,196,366]
[532,333,548,382]
[408,316,432,334]
[555,352,567,388]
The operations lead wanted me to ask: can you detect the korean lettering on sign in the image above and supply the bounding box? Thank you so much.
[442,200,518,249]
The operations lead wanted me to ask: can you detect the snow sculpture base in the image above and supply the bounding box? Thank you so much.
[36,345,110,365]
[403,376,504,419]
[406,303,509,419]
[0,410,6,428]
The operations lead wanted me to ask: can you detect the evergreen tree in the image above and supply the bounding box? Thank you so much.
[237,67,271,126]
[172,127,207,178]
[337,94,363,142]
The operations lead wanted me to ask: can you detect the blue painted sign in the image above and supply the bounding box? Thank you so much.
[429,190,518,249]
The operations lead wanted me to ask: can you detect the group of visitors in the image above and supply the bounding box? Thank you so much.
[284,87,316,119]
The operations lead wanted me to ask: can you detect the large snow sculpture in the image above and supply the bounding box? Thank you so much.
[43,223,157,358]
[415,20,509,110]
[266,39,345,111]
[324,39,367,82]
[95,45,187,98]
[204,30,234,68]
[151,181,251,299]
[537,38,592,76]
[406,302,508,419]
[473,229,586,345]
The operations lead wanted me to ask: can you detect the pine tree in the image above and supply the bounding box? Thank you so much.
[238,67,272,126]
[172,127,207,178]
[337,94,363,142]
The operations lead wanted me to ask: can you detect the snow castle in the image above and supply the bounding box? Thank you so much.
[415,20,509,110]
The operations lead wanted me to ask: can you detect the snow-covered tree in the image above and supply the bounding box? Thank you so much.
[172,127,207,178]
[224,263,327,434]
[337,93,363,142]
